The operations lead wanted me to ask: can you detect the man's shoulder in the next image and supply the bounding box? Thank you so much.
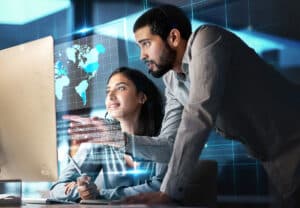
[188,24,229,50]
[194,24,226,34]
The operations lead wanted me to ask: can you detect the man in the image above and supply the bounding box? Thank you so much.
[66,4,300,207]
[126,4,300,207]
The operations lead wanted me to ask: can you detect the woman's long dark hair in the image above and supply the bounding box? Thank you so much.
[107,67,164,136]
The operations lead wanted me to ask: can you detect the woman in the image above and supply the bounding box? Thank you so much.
[50,67,165,201]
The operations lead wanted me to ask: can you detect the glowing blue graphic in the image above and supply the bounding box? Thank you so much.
[55,61,70,100]
[55,61,68,76]
[105,168,149,175]
[96,44,106,54]
[84,62,99,74]
[97,146,150,177]
[55,43,106,105]
[77,27,93,34]
[75,80,89,106]
[66,44,104,75]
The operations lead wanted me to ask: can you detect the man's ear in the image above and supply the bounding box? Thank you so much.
[167,28,181,48]
[139,93,147,104]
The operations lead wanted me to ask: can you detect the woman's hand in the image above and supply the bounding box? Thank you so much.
[64,181,77,195]
[77,175,99,200]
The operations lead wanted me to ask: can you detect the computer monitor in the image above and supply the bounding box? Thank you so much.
[0,36,58,182]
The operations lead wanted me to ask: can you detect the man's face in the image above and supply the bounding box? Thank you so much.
[134,26,176,78]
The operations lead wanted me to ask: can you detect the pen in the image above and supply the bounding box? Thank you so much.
[67,154,90,185]
[67,154,83,175]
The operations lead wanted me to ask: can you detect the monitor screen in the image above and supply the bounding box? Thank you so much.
[0,36,58,182]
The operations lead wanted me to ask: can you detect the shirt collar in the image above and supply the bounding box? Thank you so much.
[174,49,189,81]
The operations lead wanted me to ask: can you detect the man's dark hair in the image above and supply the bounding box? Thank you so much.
[133,4,192,41]
[107,67,164,136]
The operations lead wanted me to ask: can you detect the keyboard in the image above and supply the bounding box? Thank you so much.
[80,199,111,205]
[80,199,124,205]
[22,198,75,204]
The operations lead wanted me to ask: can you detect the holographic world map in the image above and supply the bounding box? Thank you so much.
[54,34,126,112]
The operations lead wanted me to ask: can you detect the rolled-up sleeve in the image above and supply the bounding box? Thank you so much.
[161,25,230,200]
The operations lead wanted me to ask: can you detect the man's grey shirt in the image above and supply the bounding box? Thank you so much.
[126,24,300,200]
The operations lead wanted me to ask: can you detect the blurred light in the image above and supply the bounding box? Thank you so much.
[77,27,93,34]
[191,20,284,54]
[233,30,284,54]
[94,11,286,55]
[106,168,149,175]
[0,0,71,25]
[94,11,144,40]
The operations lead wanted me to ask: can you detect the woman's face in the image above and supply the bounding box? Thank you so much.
[105,73,144,121]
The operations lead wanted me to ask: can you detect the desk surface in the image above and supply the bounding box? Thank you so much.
[22,205,147,208]
[19,204,206,208]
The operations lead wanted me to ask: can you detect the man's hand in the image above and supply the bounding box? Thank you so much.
[120,192,175,205]
[63,115,106,141]
[77,175,99,200]
[63,114,124,148]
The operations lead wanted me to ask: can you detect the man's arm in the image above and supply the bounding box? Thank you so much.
[125,87,183,163]
[63,88,182,163]
[161,25,230,200]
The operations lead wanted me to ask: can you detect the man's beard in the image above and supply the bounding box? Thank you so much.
[146,43,176,78]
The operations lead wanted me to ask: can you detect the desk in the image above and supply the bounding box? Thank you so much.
[22,205,147,208]
[18,204,207,208]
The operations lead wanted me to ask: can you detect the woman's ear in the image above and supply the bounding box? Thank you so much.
[139,93,147,104]
[167,28,181,48]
